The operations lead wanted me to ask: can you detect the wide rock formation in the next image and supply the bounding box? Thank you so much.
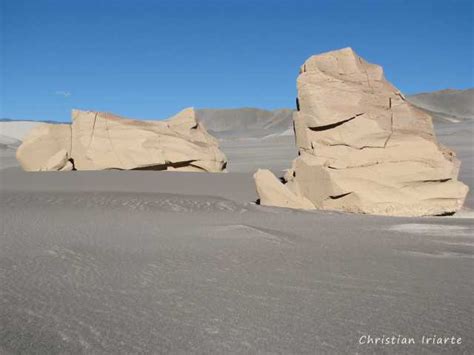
[17,108,227,172]
[254,48,468,216]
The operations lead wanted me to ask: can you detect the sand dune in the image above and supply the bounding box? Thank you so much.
[0,121,43,141]
[1,169,473,353]
[0,122,43,169]
[1,97,473,352]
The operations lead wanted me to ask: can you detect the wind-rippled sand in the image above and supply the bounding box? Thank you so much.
[1,169,473,353]
[1,119,473,353]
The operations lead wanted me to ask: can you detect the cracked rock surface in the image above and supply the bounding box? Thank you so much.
[255,48,468,216]
[16,108,227,173]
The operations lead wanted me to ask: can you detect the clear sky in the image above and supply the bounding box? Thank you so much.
[1,0,473,122]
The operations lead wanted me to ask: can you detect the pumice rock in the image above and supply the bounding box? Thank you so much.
[17,108,227,172]
[254,47,468,216]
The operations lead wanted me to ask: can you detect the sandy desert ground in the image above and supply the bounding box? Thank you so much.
[0,116,473,353]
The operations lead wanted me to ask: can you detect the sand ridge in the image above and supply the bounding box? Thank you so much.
[1,172,473,352]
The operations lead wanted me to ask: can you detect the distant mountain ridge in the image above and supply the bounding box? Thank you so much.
[407,88,474,122]
[2,88,472,142]
[0,118,60,124]
[195,108,294,139]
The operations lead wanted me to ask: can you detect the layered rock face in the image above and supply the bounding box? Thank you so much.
[17,108,227,172]
[254,48,468,216]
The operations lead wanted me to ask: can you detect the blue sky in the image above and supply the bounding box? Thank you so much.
[1,0,473,122]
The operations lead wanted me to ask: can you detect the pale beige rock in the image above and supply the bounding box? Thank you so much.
[59,160,74,172]
[255,47,469,216]
[41,149,70,171]
[16,124,71,172]
[254,169,315,209]
[17,108,227,173]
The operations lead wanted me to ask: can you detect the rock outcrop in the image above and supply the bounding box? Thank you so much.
[17,108,227,172]
[254,169,314,209]
[254,48,468,216]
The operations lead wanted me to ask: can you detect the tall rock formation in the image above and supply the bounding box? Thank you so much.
[254,48,468,216]
[17,108,227,172]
